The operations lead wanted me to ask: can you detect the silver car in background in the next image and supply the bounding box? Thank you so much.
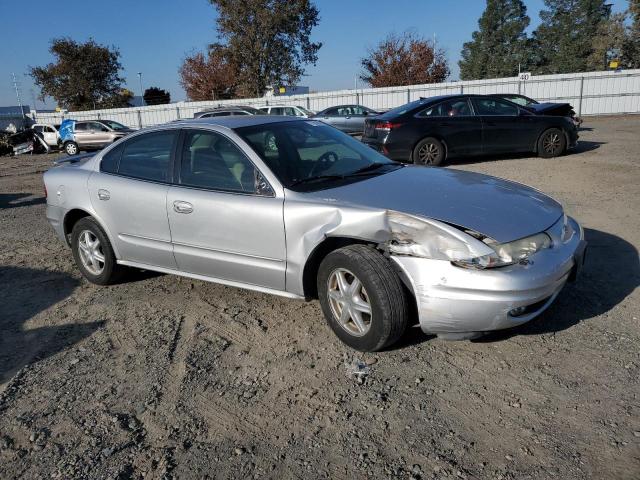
[313,104,380,134]
[44,117,586,351]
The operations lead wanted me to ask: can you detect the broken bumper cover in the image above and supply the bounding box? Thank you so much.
[391,217,586,334]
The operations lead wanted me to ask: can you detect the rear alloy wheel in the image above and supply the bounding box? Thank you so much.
[538,128,566,158]
[413,137,445,166]
[71,217,124,285]
[317,245,409,352]
[65,141,79,156]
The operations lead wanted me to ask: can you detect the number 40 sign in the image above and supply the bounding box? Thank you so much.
[519,72,532,81]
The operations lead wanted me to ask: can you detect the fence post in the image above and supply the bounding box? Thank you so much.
[406,88,411,103]
[518,81,521,95]
[137,110,143,129]
[306,96,311,109]
[356,92,360,105]
[176,105,181,120]
[460,84,464,94]
[97,112,101,120]
[578,76,585,117]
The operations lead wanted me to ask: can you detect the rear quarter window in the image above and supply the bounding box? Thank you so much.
[100,144,123,174]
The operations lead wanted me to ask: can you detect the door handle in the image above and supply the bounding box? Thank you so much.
[173,200,193,214]
[97,189,110,201]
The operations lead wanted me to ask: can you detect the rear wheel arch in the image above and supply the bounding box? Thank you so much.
[63,209,119,257]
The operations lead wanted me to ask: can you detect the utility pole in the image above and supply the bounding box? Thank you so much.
[137,72,145,106]
[11,73,25,117]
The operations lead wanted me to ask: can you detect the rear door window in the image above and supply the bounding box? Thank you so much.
[117,131,177,182]
[419,99,473,117]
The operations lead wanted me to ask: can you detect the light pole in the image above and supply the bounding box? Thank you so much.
[137,72,145,106]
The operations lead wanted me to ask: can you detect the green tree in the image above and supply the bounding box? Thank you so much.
[360,32,450,87]
[590,12,627,69]
[30,38,126,110]
[533,0,612,74]
[622,0,640,68]
[208,0,321,97]
[143,87,171,105]
[459,0,531,80]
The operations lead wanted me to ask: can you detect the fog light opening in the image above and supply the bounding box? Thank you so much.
[509,306,527,317]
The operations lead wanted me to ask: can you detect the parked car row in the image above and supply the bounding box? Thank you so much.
[45,114,586,351]
[33,93,578,161]
[362,94,579,165]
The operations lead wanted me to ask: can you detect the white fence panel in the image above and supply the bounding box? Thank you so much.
[32,70,640,128]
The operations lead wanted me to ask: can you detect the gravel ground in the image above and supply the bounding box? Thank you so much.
[0,116,638,480]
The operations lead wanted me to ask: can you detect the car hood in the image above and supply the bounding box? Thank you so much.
[304,166,563,243]
[528,102,574,117]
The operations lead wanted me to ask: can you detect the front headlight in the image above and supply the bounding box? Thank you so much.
[478,232,552,267]
[386,211,495,263]
[386,211,552,269]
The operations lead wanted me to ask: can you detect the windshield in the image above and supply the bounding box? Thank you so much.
[100,120,129,130]
[235,120,398,191]
[298,106,315,116]
[503,95,538,106]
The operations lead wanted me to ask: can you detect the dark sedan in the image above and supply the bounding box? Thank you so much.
[361,94,578,166]
[313,104,380,134]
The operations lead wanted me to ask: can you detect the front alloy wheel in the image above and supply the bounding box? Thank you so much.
[538,128,566,158]
[65,142,78,155]
[317,245,409,352]
[327,268,372,337]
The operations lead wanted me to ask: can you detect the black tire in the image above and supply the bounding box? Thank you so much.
[71,217,124,285]
[412,137,445,166]
[65,141,79,156]
[537,128,566,158]
[317,245,409,352]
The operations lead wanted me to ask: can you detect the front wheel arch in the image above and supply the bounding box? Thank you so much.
[302,237,369,300]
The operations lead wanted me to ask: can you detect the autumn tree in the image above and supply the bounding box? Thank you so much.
[360,32,449,88]
[533,0,612,74]
[207,0,321,97]
[459,0,531,80]
[179,45,238,100]
[30,38,127,110]
[143,87,171,105]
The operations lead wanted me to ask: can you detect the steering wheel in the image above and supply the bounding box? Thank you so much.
[308,151,339,177]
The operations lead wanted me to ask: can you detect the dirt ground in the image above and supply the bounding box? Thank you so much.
[0,116,638,480]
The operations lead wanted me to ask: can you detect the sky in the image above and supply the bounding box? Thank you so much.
[0,0,629,109]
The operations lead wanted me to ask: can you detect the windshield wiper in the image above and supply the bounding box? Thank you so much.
[289,174,346,187]
[346,162,399,176]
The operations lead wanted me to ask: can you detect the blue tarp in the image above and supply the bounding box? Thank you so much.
[59,119,75,143]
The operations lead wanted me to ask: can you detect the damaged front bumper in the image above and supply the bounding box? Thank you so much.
[391,217,586,335]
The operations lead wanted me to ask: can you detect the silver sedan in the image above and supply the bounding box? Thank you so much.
[44,116,586,351]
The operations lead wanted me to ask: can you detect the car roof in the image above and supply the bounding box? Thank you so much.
[175,115,303,129]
